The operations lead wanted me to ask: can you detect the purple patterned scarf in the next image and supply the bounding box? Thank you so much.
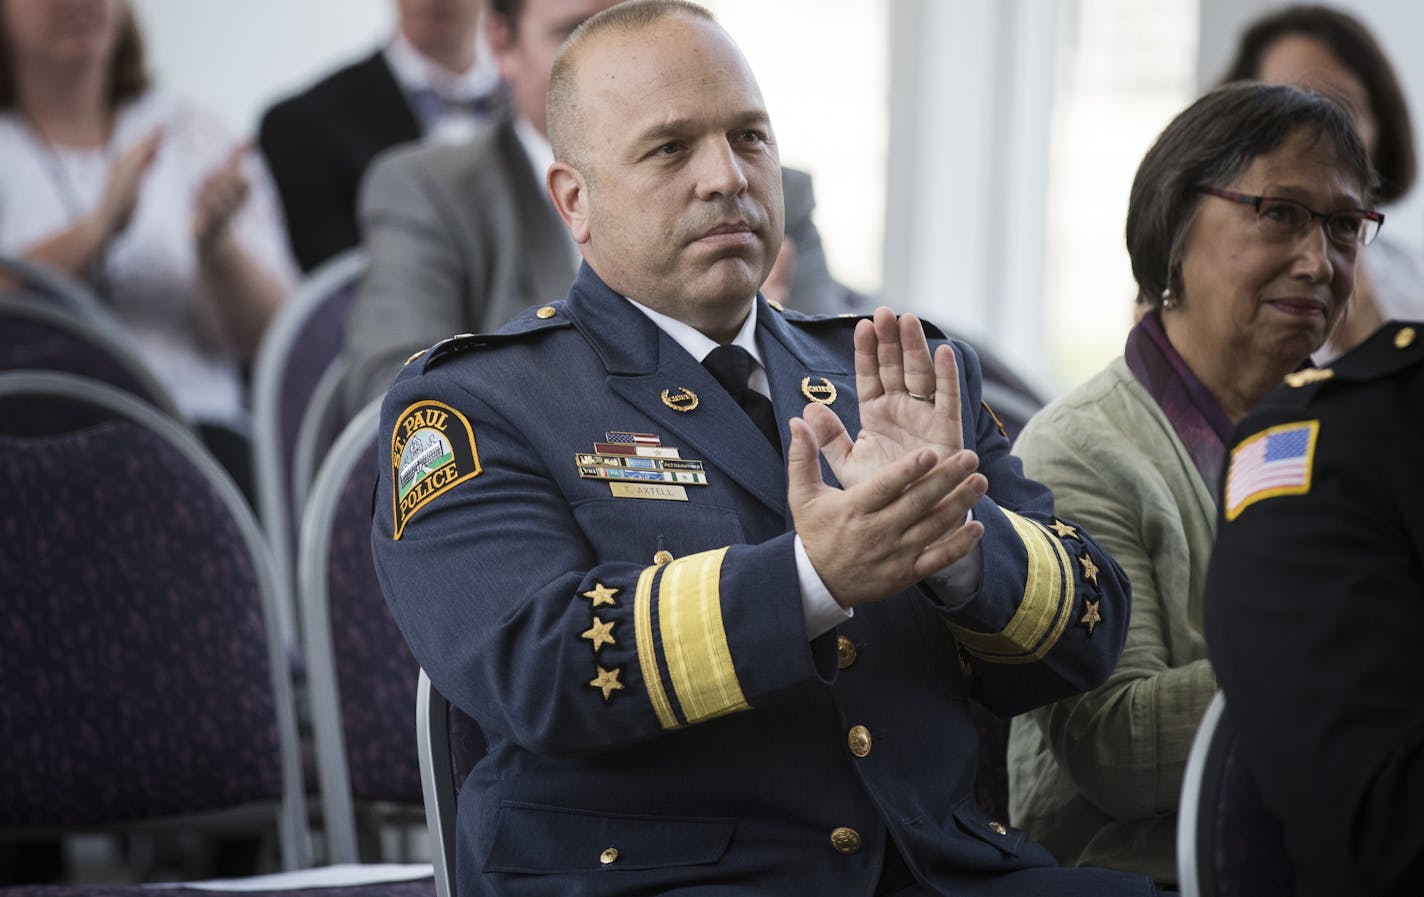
[1124,310,1235,501]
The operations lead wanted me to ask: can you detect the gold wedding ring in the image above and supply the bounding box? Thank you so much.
[907,390,935,402]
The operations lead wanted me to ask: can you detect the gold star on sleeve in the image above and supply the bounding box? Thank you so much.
[580,616,617,653]
[1047,519,1078,539]
[1080,599,1102,635]
[582,582,620,607]
[1078,551,1100,587]
[588,666,625,701]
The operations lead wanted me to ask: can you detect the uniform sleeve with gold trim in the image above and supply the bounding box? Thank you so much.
[927,339,1131,718]
[373,363,833,758]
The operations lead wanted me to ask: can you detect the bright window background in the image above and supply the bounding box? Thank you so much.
[702,0,890,297]
[1043,0,1200,389]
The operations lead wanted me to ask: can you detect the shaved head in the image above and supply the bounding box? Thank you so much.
[546,0,715,170]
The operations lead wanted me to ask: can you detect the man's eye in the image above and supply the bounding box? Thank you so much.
[654,142,683,156]
[738,130,766,144]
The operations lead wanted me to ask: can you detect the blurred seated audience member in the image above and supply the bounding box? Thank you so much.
[0,0,294,492]
[258,0,503,272]
[1204,319,1423,897]
[1222,3,1420,359]
[338,0,843,415]
[1006,81,1380,886]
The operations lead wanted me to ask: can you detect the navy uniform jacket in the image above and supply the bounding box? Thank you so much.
[1205,321,1424,897]
[374,265,1152,897]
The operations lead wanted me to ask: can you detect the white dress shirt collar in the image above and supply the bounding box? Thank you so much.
[624,296,763,370]
[384,31,500,101]
[513,117,556,203]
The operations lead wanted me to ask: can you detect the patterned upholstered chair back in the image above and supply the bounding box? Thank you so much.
[1178,692,1295,897]
[302,400,447,863]
[0,372,309,869]
[251,249,367,649]
[0,254,118,325]
[0,298,183,428]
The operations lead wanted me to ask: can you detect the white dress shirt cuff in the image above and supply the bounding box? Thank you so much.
[794,535,852,639]
[922,510,984,611]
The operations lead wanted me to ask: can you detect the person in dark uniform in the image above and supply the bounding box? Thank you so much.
[1204,319,1424,897]
[372,3,1153,895]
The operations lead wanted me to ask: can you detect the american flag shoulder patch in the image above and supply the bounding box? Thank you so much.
[1224,420,1320,522]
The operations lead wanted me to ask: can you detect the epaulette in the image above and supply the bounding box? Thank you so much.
[414,302,574,374]
[1276,321,1423,405]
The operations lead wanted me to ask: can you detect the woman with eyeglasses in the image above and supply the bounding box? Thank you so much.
[1005,81,1380,886]
[1223,3,1419,361]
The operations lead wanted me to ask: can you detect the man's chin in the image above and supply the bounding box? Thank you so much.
[689,261,766,305]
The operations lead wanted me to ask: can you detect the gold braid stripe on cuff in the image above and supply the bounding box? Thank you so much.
[950,512,1074,663]
[659,547,751,724]
[634,563,681,730]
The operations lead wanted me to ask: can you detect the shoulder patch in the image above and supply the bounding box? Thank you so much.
[390,400,482,539]
[1224,420,1318,522]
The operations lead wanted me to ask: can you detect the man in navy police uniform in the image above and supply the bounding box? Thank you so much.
[373,2,1153,894]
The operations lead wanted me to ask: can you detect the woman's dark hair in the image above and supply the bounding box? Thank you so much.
[0,4,150,111]
[1126,81,1375,309]
[1221,4,1413,203]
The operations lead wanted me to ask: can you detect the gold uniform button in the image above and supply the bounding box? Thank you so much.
[536,305,557,319]
[1396,326,1416,349]
[830,826,862,854]
[653,550,674,566]
[836,635,857,669]
[599,847,619,864]
[847,725,872,758]
[988,821,1008,836]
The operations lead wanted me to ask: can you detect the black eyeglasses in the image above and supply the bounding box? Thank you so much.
[1196,186,1384,247]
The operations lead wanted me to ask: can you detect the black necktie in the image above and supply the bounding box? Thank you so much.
[702,345,781,450]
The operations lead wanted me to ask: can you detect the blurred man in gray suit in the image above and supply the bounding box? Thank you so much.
[340,0,844,413]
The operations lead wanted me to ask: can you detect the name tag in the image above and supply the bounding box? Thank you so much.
[609,482,688,501]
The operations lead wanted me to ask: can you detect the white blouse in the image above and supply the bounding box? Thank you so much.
[0,88,296,425]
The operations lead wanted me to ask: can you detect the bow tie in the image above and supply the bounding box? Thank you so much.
[406,87,504,129]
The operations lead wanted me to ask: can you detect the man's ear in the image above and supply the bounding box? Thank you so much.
[548,162,591,244]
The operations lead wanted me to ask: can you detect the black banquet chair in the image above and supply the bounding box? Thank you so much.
[299,400,426,864]
[1177,691,1295,897]
[417,669,487,897]
[251,248,368,650]
[0,371,310,873]
[0,253,121,327]
[0,297,183,425]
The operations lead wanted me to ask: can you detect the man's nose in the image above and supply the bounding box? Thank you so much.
[695,138,749,200]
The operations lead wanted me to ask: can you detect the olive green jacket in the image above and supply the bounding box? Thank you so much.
[1007,357,1217,884]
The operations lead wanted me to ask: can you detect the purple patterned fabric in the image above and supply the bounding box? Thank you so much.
[0,391,129,437]
[326,440,420,803]
[279,285,357,536]
[0,422,283,823]
[1124,311,1235,496]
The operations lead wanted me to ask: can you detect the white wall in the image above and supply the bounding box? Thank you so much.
[130,0,394,136]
